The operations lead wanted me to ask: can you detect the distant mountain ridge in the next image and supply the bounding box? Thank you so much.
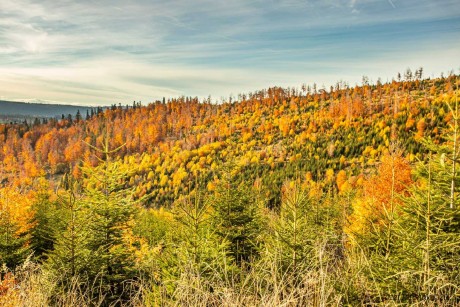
[0,100,101,120]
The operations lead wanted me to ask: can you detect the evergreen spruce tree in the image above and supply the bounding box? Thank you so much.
[269,182,312,273]
[398,152,460,302]
[266,181,341,278]
[29,180,57,260]
[149,190,234,304]
[210,167,263,265]
[82,132,137,302]
[0,218,28,270]
[174,190,232,274]
[46,174,91,281]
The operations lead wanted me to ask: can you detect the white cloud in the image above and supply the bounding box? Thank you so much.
[0,0,459,105]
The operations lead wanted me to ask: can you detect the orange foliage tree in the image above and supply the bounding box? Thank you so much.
[347,146,412,242]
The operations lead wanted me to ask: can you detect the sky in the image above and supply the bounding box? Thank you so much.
[0,0,459,106]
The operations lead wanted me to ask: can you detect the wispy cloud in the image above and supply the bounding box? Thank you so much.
[0,0,459,105]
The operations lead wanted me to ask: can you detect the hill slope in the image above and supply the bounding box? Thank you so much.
[0,74,458,207]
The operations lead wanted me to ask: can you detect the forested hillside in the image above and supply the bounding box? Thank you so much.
[1,71,460,306]
[0,100,99,124]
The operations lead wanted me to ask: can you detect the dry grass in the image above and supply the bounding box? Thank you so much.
[1,251,459,306]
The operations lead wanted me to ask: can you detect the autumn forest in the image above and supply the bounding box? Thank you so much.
[1,70,460,306]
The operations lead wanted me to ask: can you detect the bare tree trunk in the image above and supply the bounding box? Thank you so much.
[424,152,432,295]
[450,78,459,209]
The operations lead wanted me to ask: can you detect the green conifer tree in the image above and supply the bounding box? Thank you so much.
[398,152,460,302]
[82,132,137,302]
[210,167,263,265]
[0,212,29,270]
[46,174,91,281]
[174,190,231,273]
[266,181,340,276]
[269,182,312,273]
[29,181,57,260]
[151,190,233,305]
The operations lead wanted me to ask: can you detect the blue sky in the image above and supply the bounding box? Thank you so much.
[0,0,459,106]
